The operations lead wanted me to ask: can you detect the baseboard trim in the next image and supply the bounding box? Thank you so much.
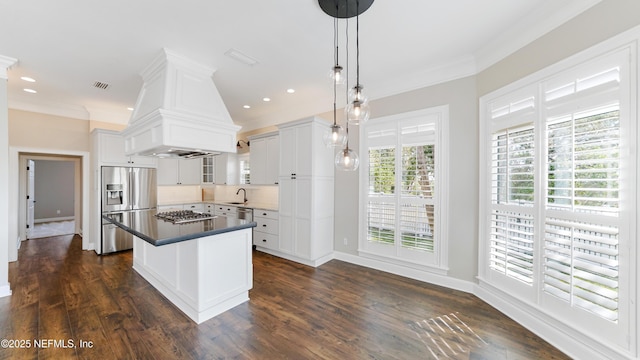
[0,284,11,298]
[34,216,74,223]
[474,280,633,360]
[333,251,475,294]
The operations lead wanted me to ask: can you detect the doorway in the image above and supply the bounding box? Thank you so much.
[8,147,90,263]
[26,158,77,239]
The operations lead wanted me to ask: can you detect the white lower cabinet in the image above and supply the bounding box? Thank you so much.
[253,209,279,250]
[184,203,204,212]
[203,203,215,214]
[214,204,238,218]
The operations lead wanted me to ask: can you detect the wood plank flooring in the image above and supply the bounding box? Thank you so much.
[0,235,570,359]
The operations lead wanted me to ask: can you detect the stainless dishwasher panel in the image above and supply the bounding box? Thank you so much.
[237,207,253,221]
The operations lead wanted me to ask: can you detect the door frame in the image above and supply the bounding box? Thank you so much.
[20,155,81,239]
[8,147,91,262]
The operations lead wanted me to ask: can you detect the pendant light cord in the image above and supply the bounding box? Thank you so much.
[344,0,350,151]
[356,0,360,87]
[333,16,338,127]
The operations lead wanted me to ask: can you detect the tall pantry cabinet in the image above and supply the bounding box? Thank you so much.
[277,117,334,267]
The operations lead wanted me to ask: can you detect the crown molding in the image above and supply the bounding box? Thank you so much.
[474,0,602,72]
[0,55,17,80]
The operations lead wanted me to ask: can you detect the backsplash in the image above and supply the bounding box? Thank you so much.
[157,185,202,205]
[208,185,278,207]
[159,184,279,209]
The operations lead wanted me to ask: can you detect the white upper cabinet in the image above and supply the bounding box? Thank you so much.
[157,158,201,185]
[249,132,279,185]
[202,156,215,184]
[279,125,313,178]
[92,129,157,167]
[214,153,238,185]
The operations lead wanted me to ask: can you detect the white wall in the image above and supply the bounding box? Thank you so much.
[0,55,16,297]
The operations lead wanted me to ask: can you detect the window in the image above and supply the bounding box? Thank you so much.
[479,46,634,348]
[360,107,448,269]
[238,154,250,185]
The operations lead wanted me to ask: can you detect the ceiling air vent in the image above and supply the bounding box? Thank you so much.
[93,81,110,90]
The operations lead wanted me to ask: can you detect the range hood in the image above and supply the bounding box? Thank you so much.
[122,49,241,158]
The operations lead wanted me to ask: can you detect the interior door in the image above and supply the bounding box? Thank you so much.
[26,159,35,238]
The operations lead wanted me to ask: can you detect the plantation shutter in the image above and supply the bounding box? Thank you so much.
[488,92,536,285]
[363,107,446,266]
[542,63,622,322]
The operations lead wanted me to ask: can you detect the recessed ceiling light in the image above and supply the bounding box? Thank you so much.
[21,76,36,82]
[287,89,295,94]
[127,107,134,111]
[263,97,271,102]
[23,88,37,93]
[243,105,251,109]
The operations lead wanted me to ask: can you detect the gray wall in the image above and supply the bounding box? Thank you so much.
[478,0,640,96]
[34,160,75,220]
[333,76,479,282]
[333,0,640,284]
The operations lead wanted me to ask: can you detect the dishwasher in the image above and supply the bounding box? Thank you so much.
[237,207,253,222]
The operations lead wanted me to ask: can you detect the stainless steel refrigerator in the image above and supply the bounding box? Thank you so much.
[101,166,157,254]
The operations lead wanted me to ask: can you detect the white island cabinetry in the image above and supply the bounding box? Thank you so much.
[132,228,253,324]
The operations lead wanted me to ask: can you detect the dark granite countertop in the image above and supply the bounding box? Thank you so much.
[102,209,256,246]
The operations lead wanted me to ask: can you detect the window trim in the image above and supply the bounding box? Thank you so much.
[358,106,449,274]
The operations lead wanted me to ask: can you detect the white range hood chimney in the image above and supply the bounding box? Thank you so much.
[122,49,241,158]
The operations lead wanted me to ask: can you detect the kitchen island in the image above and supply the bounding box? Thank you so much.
[103,210,256,324]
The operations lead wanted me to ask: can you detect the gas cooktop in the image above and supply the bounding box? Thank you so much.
[155,210,217,224]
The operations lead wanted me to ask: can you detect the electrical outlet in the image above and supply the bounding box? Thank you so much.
[56,210,61,214]
[343,237,348,245]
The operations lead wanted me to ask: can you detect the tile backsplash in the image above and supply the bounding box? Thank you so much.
[159,184,278,208]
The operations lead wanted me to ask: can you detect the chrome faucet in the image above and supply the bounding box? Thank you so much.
[236,188,247,203]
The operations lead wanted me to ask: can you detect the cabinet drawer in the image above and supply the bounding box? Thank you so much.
[253,232,278,250]
[203,203,215,214]
[254,209,278,220]
[255,217,278,235]
[214,205,237,216]
[184,203,204,212]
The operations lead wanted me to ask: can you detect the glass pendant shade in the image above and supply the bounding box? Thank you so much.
[323,123,348,148]
[335,147,360,171]
[329,65,345,85]
[346,99,370,125]
[348,84,368,103]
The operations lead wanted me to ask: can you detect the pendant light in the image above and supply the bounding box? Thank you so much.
[328,16,345,85]
[323,14,347,148]
[334,127,360,171]
[319,0,373,171]
[345,2,370,125]
[335,3,359,172]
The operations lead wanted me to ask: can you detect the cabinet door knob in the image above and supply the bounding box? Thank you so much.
[262,239,267,242]
[262,224,267,227]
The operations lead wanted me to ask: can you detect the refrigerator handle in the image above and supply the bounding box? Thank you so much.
[130,168,137,209]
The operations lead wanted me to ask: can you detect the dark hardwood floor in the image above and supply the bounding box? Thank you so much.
[0,235,570,359]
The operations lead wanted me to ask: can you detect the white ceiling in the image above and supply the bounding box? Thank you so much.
[0,0,599,132]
